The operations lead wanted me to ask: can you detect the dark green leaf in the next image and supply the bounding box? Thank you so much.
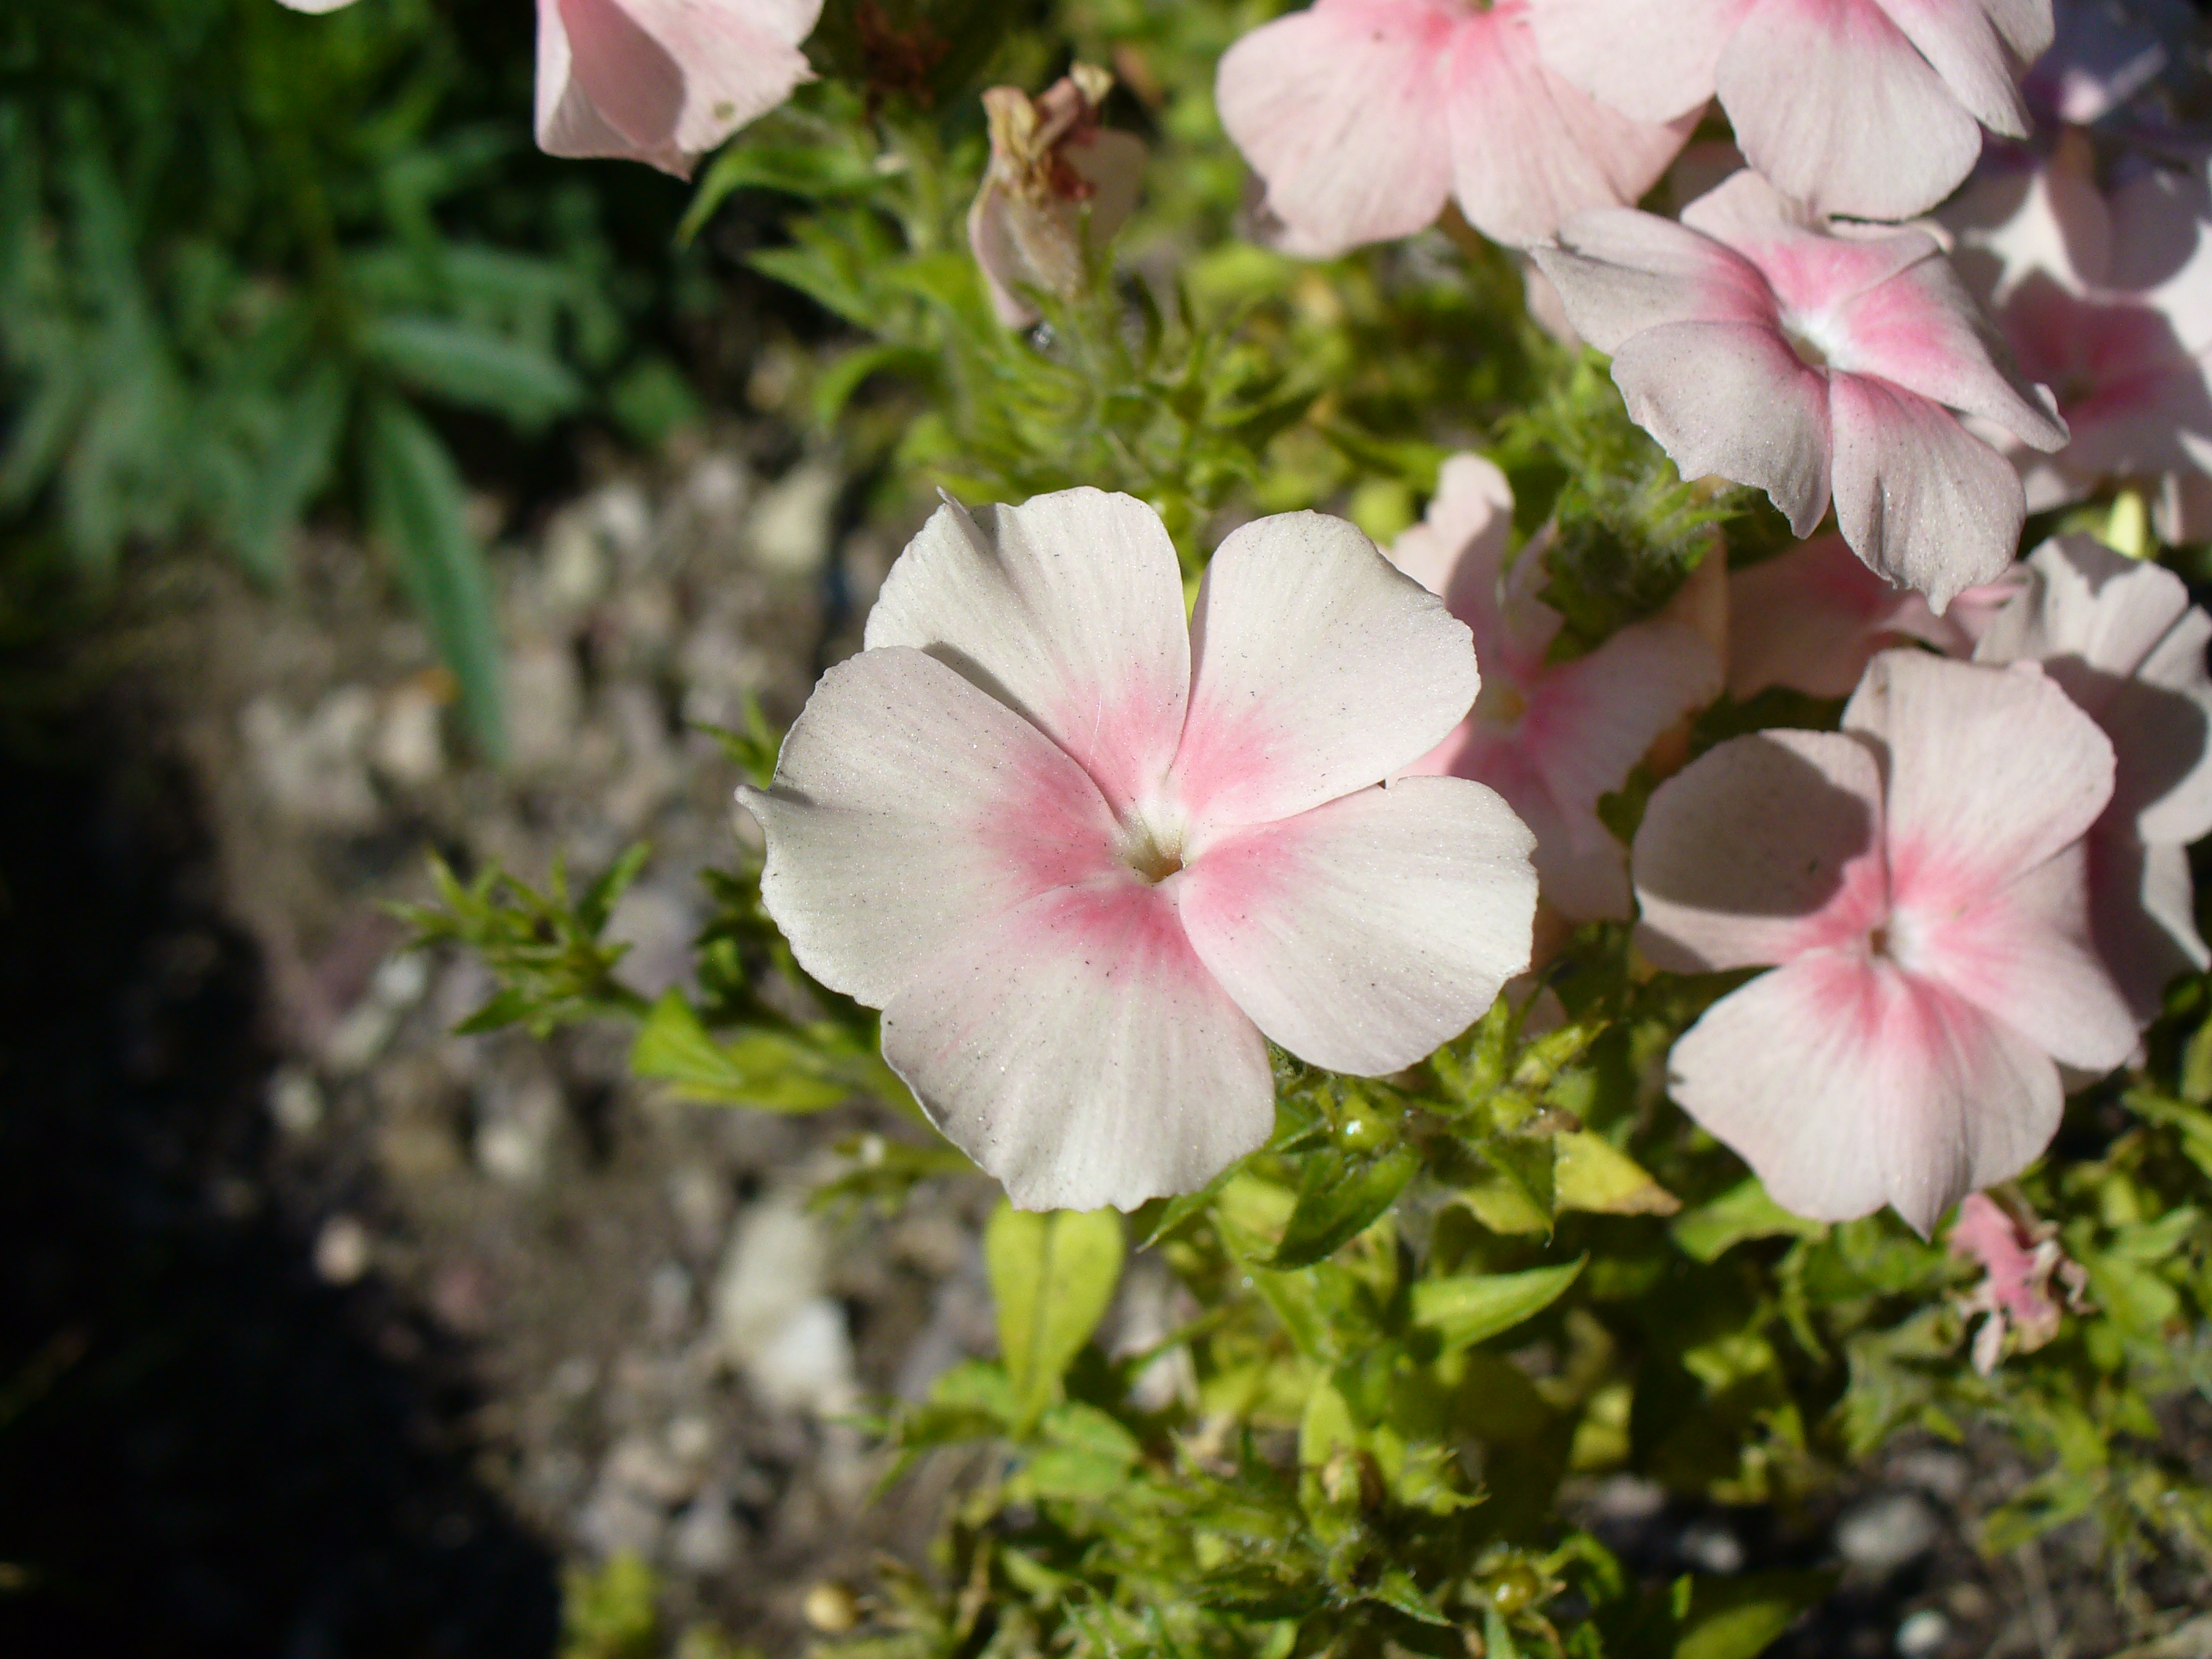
[1412,1258,1585,1353]
[1266,1141,1421,1269]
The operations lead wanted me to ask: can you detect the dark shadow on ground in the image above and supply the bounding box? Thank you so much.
[0,710,559,1659]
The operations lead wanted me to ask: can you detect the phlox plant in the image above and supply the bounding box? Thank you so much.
[391,0,2212,1652]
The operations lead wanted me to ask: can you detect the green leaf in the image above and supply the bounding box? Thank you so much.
[629,992,853,1112]
[362,396,507,756]
[226,360,349,586]
[1364,1569,1452,1626]
[680,140,882,241]
[1555,1131,1679,1216]
[1265,1140,1421,1269]
[1412,1258,1585,1354]
[361,314,583,427]
[1671,1178,1829,1263]
[985,1203,1126,1428]
[1674,1573,1832,1659]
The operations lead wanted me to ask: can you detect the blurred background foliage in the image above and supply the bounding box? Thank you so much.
[0,0,727,751]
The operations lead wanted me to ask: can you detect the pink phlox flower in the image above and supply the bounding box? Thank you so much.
[739,488,1540,1212]
[1973,533,2212,1024]
[1529,0,2053,221]
[1388,455,1720,921]
[280,0,826,175]
[1633,649,2135,1234]
[1533,170,2069,613]
[1949,1189,2089,1374]
[529,0,822,176]
[1214,0,1695,256]
[1727,534,2023,699]
[967,66,1146,329]
[1946,133,2212,540]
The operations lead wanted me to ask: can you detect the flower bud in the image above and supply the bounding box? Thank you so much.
[965,64,1144,328]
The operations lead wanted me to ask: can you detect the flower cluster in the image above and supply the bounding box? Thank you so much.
[284,0,2212,1249]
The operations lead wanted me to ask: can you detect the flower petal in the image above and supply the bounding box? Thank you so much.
[1634,729,1887,972]
[2093,832,2209,1026]
[1716,0,1984,221]
[1899,840,2136,1071]
[1388,455,1560,679]
[1509,619,1722,919]
[1844,649,2115,881]
[1606,320,1834,536]
[1874,0,2036,137]
[538,0,819,177]
[1215,0,1457,257]
[1176,777,1537,1074]
[740,646,1122,1007]
[1826,373,2028,610]
[1668,950,2061,1234]
[1534,209,1774,353]
[881,881,1274,1212]
[866,489,1190,815]
[1828,257,2067,449]
[1172,511,1478,830]
[1525,0,1745,123]
[1442,6,1694,247]
[1727,534,1966,699]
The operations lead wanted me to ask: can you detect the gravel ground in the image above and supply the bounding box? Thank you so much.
[2,432,2207,1656]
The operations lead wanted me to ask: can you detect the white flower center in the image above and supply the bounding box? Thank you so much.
[1118,805,1188,884]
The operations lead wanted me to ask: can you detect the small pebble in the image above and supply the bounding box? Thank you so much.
[803,1582,860,1634]
[267,1066,325,1136]
[1837,1491,1941,1576]
[1896,1608,1950,1659]
[1678,1520,1745,1575]
[313,1214,372,1286]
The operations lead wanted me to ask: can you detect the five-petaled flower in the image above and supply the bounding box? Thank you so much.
[1634,650,2134,1235]
[1216,0,1693,255]
[1529,0,2053,221]
[1974,534,2212,1026]
[1534,171,2068,612]
[740,489,1539,1212]
[1946,134,2212,544]
[1388,454,1720,920]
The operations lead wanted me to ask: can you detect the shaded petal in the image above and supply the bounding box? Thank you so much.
[2120,603,2212,843]
[1176,777,1537,1074]
[1979,538,2212,844]
[2092,832,2209,1027]
[740,647,1122,1007]
[1172,511,1478,830]
[1633,728,1888,972]
[1826,373,2028,610]
[1680,170,1930,302]
[1716,0,1983,221]
[1900,841,2136,1070]
[1943,133,2111,305]
[1215,0,1457,257]
[1525,0,1745,123]
[276,0,361,9]
[1534,209,1774,353]
[1514,620,1723,919]
[1442,6,1694,247]
[1668,950,2062,1234]
[537,0,819,177]
[882,881,1274,1212]
[1388,454,1559,677]
[1875,0,2036,136]
[866,489,1189,815]
[1607,320,1834,535]
[1844,649,2115,881]
[1727,533,1967,699]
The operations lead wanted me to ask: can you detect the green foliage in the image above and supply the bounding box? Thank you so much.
[381,1,2212,1649]
[0,0,687,748]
